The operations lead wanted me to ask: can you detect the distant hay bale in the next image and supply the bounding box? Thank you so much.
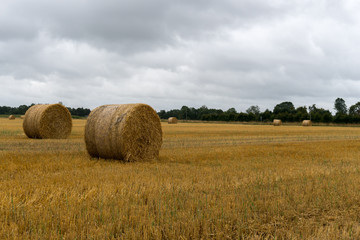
[8,115,15,120]
[20,115,25,119]
[273,119,282,126]
[168,117,178,124]
[302,120,312,126]
[23,104,72,139]
[84,104,162,162]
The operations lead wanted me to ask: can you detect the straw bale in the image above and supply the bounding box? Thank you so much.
[302,120,312,126]
[273,119,282,126]
[84,104,162,162]
[23,104,72,139]
[20,115,25,119]
[8,115,15,120]
[168,117,178,124]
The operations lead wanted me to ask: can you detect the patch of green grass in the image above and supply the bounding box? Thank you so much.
[0,114,20,118]
[0,129,23,136]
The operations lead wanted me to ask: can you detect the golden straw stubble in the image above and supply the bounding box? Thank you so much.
[23,104,72,139]
[85,104,163,161]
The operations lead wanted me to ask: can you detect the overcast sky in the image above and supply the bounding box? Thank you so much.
[1,0,360,112]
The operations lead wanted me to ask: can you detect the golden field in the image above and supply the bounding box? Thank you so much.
[2,118,360,239]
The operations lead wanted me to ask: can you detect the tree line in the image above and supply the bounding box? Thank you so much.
[158,98,360,124]
[0,104,91,117]
[3,98,360,123]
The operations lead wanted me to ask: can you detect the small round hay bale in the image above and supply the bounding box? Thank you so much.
[273,119,282,126]
[23,104,72,139]
[84,104,162,161]
[8,115,15,120]
[302,120,312,126]
[20,115,25,119]
[168,117,178,124]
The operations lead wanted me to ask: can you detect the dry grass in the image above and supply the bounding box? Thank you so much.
[2,119,360,239]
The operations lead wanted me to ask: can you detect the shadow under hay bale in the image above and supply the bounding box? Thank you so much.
[23,104,72,139]
[168,117,178,124]
[273,119,282,126]
[84,103,163,162]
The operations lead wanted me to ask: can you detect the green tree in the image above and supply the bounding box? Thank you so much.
[260,109,272,122]
[226,108,237,114]
[273,101,295,114]
[334,98,347,114]
[349,102,360,116]
[180,106,190,120]
[237,112,249,121]
[246,105,260,115]
[294,106,308,121]
[309,104,333,123]
[347,102,360,123]
[158,110,167,119]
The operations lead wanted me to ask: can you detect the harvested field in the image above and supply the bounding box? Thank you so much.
[1,118,360,239]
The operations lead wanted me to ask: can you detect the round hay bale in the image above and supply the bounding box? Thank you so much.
[302,120,312,126]
[168,117,178,124]
[23,104,72,139]
[20,115,25,119]
[8,115,15,120]
[273,119,282,126]
[84,104,162,161]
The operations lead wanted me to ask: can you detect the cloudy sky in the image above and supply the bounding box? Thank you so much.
[1,0,360,112]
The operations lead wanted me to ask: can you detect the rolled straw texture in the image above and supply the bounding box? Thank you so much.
[302,120,312,126]
[273,119,282,126]
[23,104,72,139]
[84,104,162,161]
[168,117,178,124]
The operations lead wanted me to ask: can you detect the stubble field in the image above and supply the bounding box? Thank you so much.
[2,118,360,239]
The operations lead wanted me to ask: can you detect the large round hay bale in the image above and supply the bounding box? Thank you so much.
[84,104,162,161]
[273,119,282,126]
[302,120,312,126]
[168,117,178,124]
[8,115,15,120]
[23,104,72,139]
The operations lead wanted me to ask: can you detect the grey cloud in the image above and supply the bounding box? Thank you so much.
[2,0,291,53]
[1,1,360,112]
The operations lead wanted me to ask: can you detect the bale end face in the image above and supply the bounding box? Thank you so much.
[23,104,72,139]
[273,119,282,126]
[168,117,178,124]
[85,104,162,162]
[302,120,312,126]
